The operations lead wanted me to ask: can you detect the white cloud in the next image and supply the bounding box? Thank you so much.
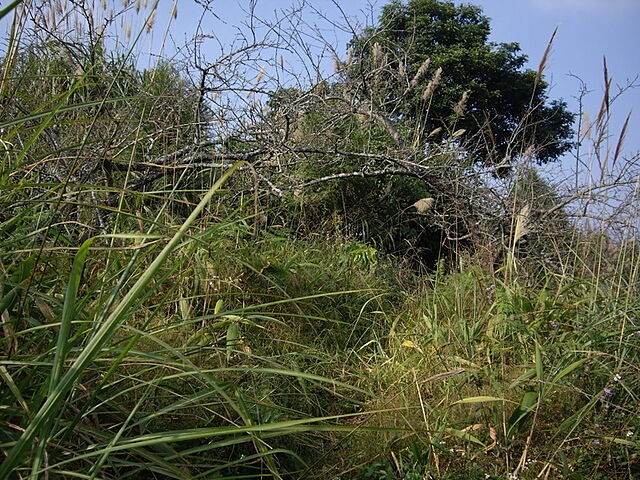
[533,0,640,14]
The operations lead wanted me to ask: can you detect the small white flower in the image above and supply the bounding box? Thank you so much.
[613,374,622,382]
[626,431,634,437]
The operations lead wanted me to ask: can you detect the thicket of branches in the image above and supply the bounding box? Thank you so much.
[2,0,639,270]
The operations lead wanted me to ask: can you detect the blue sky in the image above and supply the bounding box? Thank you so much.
[472,0,639,159]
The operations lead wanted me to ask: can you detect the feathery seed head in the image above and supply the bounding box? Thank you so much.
[412,198,435,213]
[428,127,442,138]
[145,8,156,32]
[410,58,431,88]
[421,67,442,100]
[256,65,267,84]
[454,90,469,116]
[372,42,383,66]
[513,204,530,244]
[346,47,353,66]
[398,61,406,80]
[581,110,592,139]
[333,55,340,73]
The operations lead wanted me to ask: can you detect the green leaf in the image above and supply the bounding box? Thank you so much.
[0,0,22,21]
[535,339,543,381]
[226,321,241,361]
[0,163,242,480]
[451,396,515,405]
[552,358,588,384]
[214,299,224,314]
[443,427,485,447]
[507,391,538,438]
[50,238,93,393]
[608,436,638,447]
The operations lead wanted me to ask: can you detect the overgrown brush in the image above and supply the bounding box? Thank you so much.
[1,1,639,479]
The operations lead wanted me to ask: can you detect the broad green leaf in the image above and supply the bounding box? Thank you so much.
[443,427,485,447]
[507,391,538,437]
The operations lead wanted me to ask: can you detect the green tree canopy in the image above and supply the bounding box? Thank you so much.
[349,0,574,165]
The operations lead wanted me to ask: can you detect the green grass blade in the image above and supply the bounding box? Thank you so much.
[551,358,589,384]
[0,0,22,20]
[0,97,136,131]
[450,396,516,405]
[0,162,242,480]
[49,238,93,392]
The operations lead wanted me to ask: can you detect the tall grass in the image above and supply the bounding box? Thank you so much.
[0,3,379,478]
[1,2,639,479]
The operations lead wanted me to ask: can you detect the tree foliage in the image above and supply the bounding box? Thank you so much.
[2,39,202,176]
[349,0,575,165]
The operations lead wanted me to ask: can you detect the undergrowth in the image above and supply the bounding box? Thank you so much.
[1,1,639,479]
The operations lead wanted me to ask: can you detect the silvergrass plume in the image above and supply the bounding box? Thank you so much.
[596,57,611,130]
[256,65,267,84]
[333,55,340,73]
[513,204,530,245]
[428,126,442,137]
[412,197,434,213]
[581,110,592,139]
[410,58,431,88]
[421,67,442,100]
[372,42,383,66]
[612,111,631,166]
[534,26,557,95]
[454,90,469,117]
[48,5,56,27]
[145,7,156,33]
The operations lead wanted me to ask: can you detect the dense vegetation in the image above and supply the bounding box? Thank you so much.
[1,1,638,479]
[349,0,575,165]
